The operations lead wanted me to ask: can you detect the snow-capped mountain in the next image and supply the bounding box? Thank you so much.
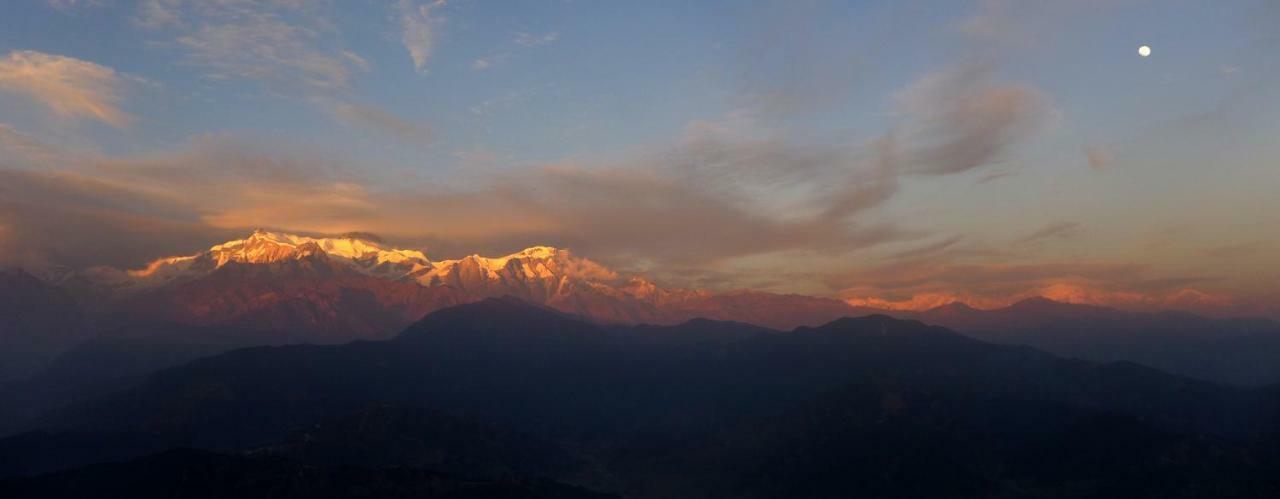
[43,230,866,342]
[84,230,432,289]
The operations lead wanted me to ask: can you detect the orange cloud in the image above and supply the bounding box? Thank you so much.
[0,50,131,127]
[843,281,1240,316]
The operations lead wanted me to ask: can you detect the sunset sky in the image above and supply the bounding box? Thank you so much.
[0,0,1277,317]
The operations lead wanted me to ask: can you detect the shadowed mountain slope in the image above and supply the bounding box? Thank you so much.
[22,298,1280,497]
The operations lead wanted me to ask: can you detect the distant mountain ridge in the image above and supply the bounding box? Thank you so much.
[902,297,1280,386]
[6,230,1280,388]
[50,229,866,335]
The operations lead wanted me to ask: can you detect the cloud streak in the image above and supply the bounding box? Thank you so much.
[320,99,434,145]
[833,258,1237,315]
[161,3,363,90]
[894,61,1055,175]
[1017,222,1080,244]
[399,0,445,72]
[134,1,429,145]
[0,50,132,127]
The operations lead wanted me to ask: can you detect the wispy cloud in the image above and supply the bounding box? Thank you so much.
[1198,241,1268,258]
[320,98,434,146]
[889,235,965,261]
[136,0,183,29]
[0,128,905,270]
[514,31,559,47]
[134,1,430,144]
[832,257,1237,315]
[957,0,1137,48]
[0,123,93,168]
[0,50,132,127]
[399,0,446,72]
[471,30,557,72]
[1083,145,1113,172]
[976,169,1016,184]
[894,60,1055,175]
[1017,222,1080,244]
[44,0,104,12]
[157,3,363,90]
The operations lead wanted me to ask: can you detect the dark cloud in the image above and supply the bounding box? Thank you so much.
[889,235,965,261]
[0,169,237,268]
[1084,146,1113,172]
[1017,222,1080,244]
[1198,241,1268,258]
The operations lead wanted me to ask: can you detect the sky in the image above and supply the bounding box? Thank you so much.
[0,0,1277,318]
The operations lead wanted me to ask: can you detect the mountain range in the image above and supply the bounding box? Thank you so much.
[6,298,1280,498]
[4,229,1279,390]
[73,229,864,334]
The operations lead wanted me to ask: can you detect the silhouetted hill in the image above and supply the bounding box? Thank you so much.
[0,269,88,382]
[0,448,614,499]
[0,430,168,479]
[0,324,296,436]
[250,403,597,484]
[911,298,1280,386]
[24,298,1280,497]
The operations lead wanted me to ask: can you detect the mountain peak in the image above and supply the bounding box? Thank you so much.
[210,231,431,267]
[508,245,563,259]
[397,296,592,341]
[928,301,979,313]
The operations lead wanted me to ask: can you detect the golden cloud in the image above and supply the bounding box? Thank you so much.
[0,50,131,127]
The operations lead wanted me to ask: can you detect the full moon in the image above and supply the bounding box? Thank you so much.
[1138,45,1151,57]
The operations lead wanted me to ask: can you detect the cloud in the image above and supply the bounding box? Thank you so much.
[844,282,1237,316]
[1084,145,1113,171]
[678,61,1053,233]
[133,2,433,145]
[399,0,446,72]
[889,235,965,261]
[1198,241,1268,258]
[514,31,559,47]
[1017,221,1080,244]
[894,61,1055,175]
[957,0,1140,48]
[957,0,1034,46]
[0,125,1268,317]
[730,2,873,120]
[320,99,434,145]
[835,260,1148,292]
[136,0,183,29]
[470,31,556,72]
[976,169,1016,184]
[0,124,75,168]
[45,0,104,12]
[0,168,238,268]
[832,258,1227,311]
[829,246,1259,317]
[0,128,909,271]
[0,50,132,127]
[165,6,362,89]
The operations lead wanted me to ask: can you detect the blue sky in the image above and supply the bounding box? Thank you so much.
[0,0,1277,316]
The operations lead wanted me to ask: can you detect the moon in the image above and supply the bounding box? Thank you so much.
[1138,45,1151,57]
